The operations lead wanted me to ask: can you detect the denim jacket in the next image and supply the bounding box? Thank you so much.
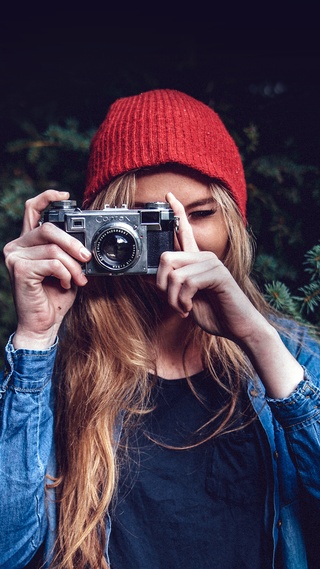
[1,320,320,569]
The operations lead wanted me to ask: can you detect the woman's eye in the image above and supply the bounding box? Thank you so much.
[189,209,216,219]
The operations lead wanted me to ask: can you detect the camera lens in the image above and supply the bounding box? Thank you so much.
[101,232,134,263]
[93,224,140,272]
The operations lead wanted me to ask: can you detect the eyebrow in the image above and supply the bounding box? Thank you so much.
[185,198,217,210]
[133,197,217,210]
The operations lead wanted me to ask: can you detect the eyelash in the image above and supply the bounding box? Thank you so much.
[188,209,216,219]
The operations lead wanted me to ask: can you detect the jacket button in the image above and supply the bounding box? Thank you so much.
[277,519,282,528]
[274,450,279,459]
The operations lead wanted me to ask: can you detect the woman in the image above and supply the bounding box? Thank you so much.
[1,89,320,569]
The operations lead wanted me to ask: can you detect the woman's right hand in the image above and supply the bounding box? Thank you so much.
[3,190,92,350]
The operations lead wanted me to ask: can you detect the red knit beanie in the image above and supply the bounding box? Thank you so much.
[83,89,247,221]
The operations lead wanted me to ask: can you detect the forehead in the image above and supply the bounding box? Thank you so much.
[135,167,212,206]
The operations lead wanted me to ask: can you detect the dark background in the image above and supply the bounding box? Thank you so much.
[1,14,319,168]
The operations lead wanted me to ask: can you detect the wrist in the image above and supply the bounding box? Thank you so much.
[242,321,304,399]
[13,327,59,351]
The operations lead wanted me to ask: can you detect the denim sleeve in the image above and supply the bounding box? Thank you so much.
[267,367,320,502]
[0,335,57,569]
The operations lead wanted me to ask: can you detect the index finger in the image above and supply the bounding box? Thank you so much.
[22,190,70,235]
[166,192,199,253]
[16,221,92,264]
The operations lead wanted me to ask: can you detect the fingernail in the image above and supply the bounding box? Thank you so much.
[80,273,88,285]
[80,247,91,260]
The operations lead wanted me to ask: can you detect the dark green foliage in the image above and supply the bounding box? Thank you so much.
[264,281,301,319]
[260,245,320,325]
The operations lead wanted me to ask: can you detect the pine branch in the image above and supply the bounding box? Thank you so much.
[304,244,320,280]
[44,119,94,151]
[6,119,93,156]
[296,281,320,315]
[264,280,301,319]
[263,244,320,327]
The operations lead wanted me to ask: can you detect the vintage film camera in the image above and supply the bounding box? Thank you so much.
[43,200,178,276]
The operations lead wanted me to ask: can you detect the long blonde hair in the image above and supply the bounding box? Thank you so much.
[50,170,273,568]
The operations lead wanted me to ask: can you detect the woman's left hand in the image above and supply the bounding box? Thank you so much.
[157,192,266,346]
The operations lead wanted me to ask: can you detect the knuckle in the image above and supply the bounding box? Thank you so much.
[159,251,172,266]
[11,258,30,278]
[3,240,15,258]
[46,243,61,257]
[3,247,19,272]
[24,197,34,211]
[39,222,64,242]
[48,258,63,272]
[4,251,14,271]
[39,222,54,238]
[168,269,182,287]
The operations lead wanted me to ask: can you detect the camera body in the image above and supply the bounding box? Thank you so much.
[43,200,177,275]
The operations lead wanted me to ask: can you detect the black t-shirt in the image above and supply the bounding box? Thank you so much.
[109,371,272,569]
